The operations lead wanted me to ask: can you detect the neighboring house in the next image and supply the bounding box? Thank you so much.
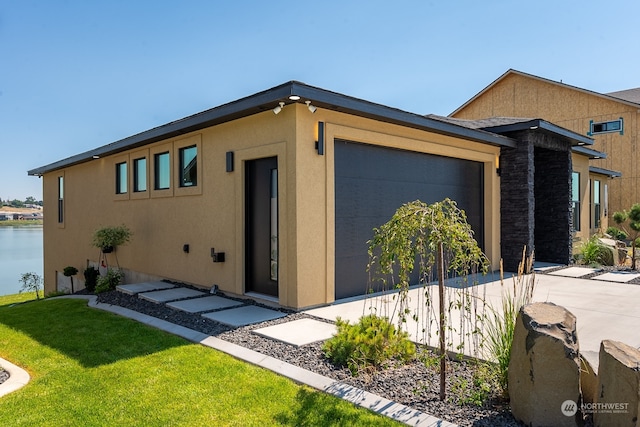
[451,69,628,238]
[29,81,602,308]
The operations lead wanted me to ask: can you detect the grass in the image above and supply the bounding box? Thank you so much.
[0,293,400,426]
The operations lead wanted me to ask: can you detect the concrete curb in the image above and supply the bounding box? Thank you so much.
[0,357,30,398]
[56,295,457,426]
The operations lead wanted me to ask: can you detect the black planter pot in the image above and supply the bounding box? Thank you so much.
[102,246,114,253]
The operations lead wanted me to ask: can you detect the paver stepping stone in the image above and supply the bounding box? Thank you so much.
[592,271,640,283]
[547,266,600,278]
[139,288,207,303]
[167,295,244,313]
[254,318,337,346]
[202,305,286,327]
[117,281,175,295]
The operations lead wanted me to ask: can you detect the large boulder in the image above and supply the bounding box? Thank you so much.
[509,302,582,427]
[580,351,598,404]
[594,340,640,427]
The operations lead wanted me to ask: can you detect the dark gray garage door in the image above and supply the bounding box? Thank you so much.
[334,140,484,300]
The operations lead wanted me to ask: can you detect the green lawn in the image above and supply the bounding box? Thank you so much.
[0,293,400,426]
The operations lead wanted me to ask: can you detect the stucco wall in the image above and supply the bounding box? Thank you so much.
[42,104,501,309]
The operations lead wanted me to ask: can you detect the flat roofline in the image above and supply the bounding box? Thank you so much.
[481,119,594,147]
[589,166,622,178]
[28,81,516,176]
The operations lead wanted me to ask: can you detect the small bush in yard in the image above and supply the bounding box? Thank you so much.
[95,269,124,294]
[322,314,415,375]
[606,226,627,241]
[577,235,611,266]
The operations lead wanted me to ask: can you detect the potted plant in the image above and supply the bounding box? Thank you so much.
[63,266,78,293]
[92,225,132,253]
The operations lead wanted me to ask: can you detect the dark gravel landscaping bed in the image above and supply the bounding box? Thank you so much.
[0,369,8,386]
[97,289,519,426]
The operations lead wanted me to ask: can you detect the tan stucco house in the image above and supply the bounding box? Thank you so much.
[451,69,627,240]
[29,81,604,308]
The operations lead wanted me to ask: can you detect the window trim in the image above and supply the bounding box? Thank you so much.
[173,134,202,197]
[178,145,198,188]
[588,118,623,136]
[154,151,171,190]
[150,143,173,198]
[113,155,130,201]
[133,157,147,193]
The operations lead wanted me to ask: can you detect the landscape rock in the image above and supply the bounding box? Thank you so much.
[580,352,598,404]
[508,302,582,427]
[594,340,640,427]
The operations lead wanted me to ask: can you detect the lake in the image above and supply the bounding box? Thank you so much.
[0,226,44,296]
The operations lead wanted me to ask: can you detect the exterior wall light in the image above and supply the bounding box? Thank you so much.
[305,100,317,113]
[273,102,285,115]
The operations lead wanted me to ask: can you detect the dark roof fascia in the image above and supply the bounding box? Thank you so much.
[572,145,607,159]
[589,166,622,178]
[28,81,516,176]
[450,69,640,117]
[479,119,594,147]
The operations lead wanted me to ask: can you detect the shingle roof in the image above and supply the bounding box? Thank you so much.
[607,88,640,104]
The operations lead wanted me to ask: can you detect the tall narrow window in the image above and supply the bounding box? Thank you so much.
[133,157,147,192]
[57,176,64,223]
[572,171,580,232]
[593,180,601,229]
[179,145,197,187]
[154,152,170,190]
[116,162,128,194]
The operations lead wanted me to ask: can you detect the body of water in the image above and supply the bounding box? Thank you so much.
[0,226,44,296]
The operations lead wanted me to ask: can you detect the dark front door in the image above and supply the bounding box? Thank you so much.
[245,157,278,297]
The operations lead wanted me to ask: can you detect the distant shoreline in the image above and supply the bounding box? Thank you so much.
[0,221,43,227]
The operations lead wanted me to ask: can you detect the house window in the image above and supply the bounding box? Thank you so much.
[572,171,580,231]
[588,118,623,136]
[133,157,147,192]
[154,152,170,190]
[593,180,601,229]
[57,176,64,223]
[116,162,128,194]
[179,145,197,187]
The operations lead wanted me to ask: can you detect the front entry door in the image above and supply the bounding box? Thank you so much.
[245,157,278,297]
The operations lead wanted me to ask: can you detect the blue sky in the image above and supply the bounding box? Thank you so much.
[2,0,640,200]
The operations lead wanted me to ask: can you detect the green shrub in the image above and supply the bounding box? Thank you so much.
[95,269,124,294]
[83,267,99,292]
[606,227,627,241]
[578,235,610,266]
[322,314,415,375]
[450,362,499,406]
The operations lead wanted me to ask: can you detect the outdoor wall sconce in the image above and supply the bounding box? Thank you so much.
[183,244,190,253]
[316,121,325,155]
[211,248,225,263]
[273,102,285,115]
[305,100,317,113]
[226,151,234,172]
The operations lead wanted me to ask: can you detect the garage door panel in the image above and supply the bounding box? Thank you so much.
[335,140,484,300]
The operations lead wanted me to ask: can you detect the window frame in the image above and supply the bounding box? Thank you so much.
[133,157,147,193]
[57,175,64,226]
[178,145,198,188]
[150,143,173,198]
[154,151,171,190]
[572,171,581,232]
[588,118,624,136]
[115,161,128,195]
[173,134,202,197]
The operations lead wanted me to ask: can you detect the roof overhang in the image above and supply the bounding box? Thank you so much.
[589,166,622,178]
[480,118,594,147]
[28,81,516,176]
[572,145,606,159]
